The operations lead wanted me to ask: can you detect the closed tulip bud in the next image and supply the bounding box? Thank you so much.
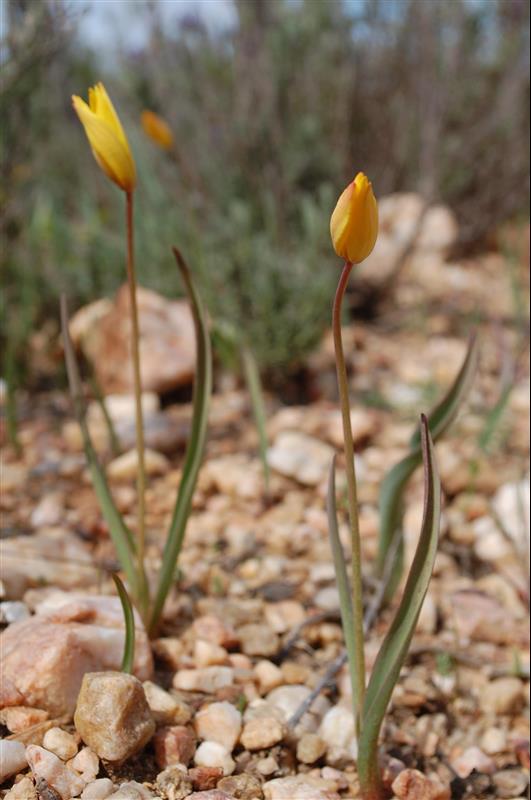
[141,110,174,150]
[72,83,136,192]
[330,172,378,264]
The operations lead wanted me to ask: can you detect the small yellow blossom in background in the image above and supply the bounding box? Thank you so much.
[141,110,174,150]
[72,83,136,192]
[330,172,378,263]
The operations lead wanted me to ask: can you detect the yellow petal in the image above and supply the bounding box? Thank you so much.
[90,83,130,150]
[72,95,136,192]
[330,172,378,263]
[141,110,174,150]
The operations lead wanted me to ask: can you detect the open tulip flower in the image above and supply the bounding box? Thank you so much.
[330,172,378,264]
[72,83,136,192]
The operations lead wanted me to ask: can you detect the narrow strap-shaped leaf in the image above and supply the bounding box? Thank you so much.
[112,573,136,674]
[327,455,361,728]
[241,345,270,494]
[358,416,440,779]
[60,295,141,601]
[377,333,478,582]
[409,333,479,450]
[149,248,212,635]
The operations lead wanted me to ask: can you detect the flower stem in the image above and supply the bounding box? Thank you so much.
[125,192,148,582]
[332,260,366,733]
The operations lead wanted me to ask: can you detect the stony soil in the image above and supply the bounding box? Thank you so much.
[1,243,529,799]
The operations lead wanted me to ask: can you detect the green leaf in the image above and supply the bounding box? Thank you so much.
[376,334,478,585]
[112,573,136,674]
[149,248,212,635]
[327,455,360,723]
[358,416,441,793]
[241,345,270,493]
[60,296,143,603]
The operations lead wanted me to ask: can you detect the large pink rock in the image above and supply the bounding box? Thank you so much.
[69,284,196,394]
[0,593,153,716]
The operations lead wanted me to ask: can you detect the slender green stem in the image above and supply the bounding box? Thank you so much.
[332,259,366,732]
[125,192,148,612]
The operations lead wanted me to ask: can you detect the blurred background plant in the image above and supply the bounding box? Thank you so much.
[1,0,529,388]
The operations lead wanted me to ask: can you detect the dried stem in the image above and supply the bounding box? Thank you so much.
[332,260,366,730]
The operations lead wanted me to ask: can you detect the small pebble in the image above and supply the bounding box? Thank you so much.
[42,727,78,761]
[194,741,235,776]
[240,717,285,750]
[481,678,524,714]
[296,733,327,764]
[194,701,242,752]
[493,768,529,798]
[0,740,28,783]
[81,779,115,800]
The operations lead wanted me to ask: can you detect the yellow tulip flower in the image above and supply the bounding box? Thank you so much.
[330,172,378,263]
[72,83,136,192]
[141,110,174,150]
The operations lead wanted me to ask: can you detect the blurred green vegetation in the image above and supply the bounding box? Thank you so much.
[1,0,529,383]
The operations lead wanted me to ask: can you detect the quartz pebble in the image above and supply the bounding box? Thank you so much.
[296,733,327,764]
[194,701,242,751]
[0,739,28,782]
[241,717,285,750]
[154,725,196,768]
[451,746,495,778]
[218,773,264,800]
[238,624,278,658]
[254,660,284,694]
[194,741,235,776]
[26,744,86,800]
[481,677,524,714]
[143,681,190,725]
[173,667,235,694]
[81,779,115,800]
[74,672,155,762]
[194,640,229,667]
[42,727,78,761]
[493,768,529,798]
[392,768,450,800]
[3,777,38,800]
[108,780,155,798]
[263,774,340,799]
[0,706,49,734]
[156,765,193,799]
[70,747,99,782]
[318,706,357,764]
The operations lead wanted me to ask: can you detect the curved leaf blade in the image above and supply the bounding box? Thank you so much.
[359,416,441,780]
[327,455,360,728]
[112,573,136,674]
[149,248,212,634]
[60,295,141,601]
[377,333,478,581]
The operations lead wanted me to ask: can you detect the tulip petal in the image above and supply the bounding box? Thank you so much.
[72,96,136,191]
[90,83,130,151]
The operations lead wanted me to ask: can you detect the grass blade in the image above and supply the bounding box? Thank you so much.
[112,573,136,674]
[149,248,212,635]
[60,295,142,602]
[358,416,441,794]
[241,345,270,494]
[377,333,478,586]
[327,455,360,731]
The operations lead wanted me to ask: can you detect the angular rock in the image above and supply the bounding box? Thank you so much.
[392,768,450,800]
[188,767,224,792]
[194,702,242,752]
[0,739,28,782]
[74,672,155,762]
[194,741,235,776]
[70,285,196,394]
[26,744,86,800]
[0,593,153,716]
[0,706,49,734]
[153,725,196,768]
[194,640,229,668]
[451,746,495,778]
